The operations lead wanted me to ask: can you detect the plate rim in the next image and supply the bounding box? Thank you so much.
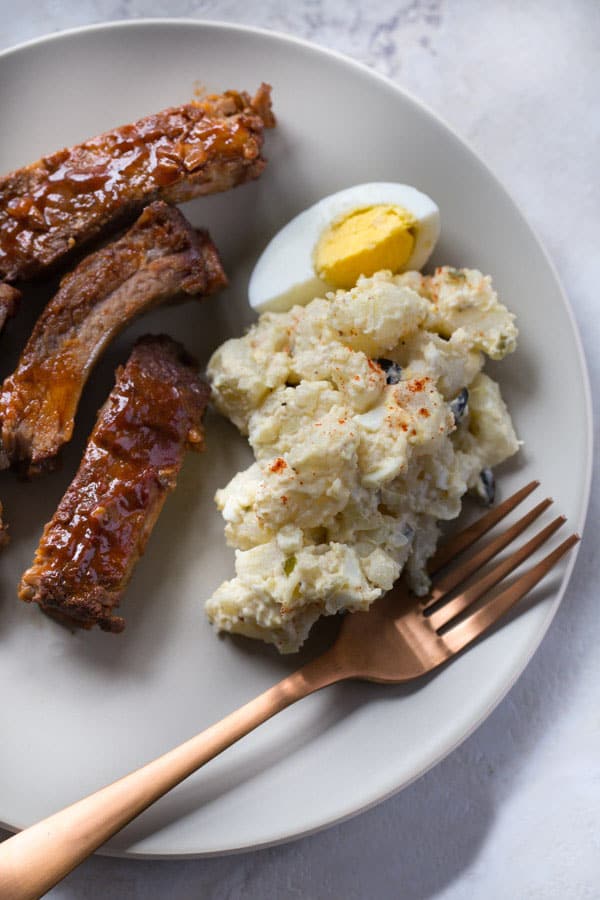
[0,17,594,858]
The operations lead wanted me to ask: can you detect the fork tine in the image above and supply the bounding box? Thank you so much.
[423,497,553,612]
[428,515,566,630]
[440,534,580,656]
[428,480,540,575]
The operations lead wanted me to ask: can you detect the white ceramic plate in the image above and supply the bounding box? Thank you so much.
[0,20,592,857]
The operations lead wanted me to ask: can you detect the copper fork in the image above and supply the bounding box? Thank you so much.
[0,481,579,900]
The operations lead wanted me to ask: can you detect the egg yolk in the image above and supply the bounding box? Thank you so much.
[314,204,416,290]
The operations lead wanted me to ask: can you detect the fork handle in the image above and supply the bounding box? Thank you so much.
[0,651,345,900]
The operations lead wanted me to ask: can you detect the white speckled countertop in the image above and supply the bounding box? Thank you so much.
[1,2,599,897]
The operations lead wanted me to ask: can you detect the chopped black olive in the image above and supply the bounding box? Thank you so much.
[475,468,495,505]
[376,358,402,385]
[449,388,469,425]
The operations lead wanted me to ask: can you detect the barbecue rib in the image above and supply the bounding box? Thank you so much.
[0,84,274,282]
[0,201,226,475]
[0,283,20,332]
[19,335,209,632]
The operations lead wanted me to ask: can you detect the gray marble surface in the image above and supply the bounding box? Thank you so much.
[1,1,599,897]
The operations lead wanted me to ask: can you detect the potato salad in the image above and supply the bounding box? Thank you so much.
[207,267,519,652]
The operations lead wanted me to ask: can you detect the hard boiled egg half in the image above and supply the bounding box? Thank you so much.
[249,183,440,312]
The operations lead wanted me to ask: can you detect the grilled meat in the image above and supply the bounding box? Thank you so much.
[0,84,274,282]
[0,201,225,475]
[19,335,209,632]
[0,283,20,332]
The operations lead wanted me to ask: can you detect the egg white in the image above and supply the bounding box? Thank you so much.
[248,183,440,313]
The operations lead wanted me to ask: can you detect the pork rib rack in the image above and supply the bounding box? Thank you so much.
[19,335,209,632]
[0,201,225,475]
[0,84,273,282]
